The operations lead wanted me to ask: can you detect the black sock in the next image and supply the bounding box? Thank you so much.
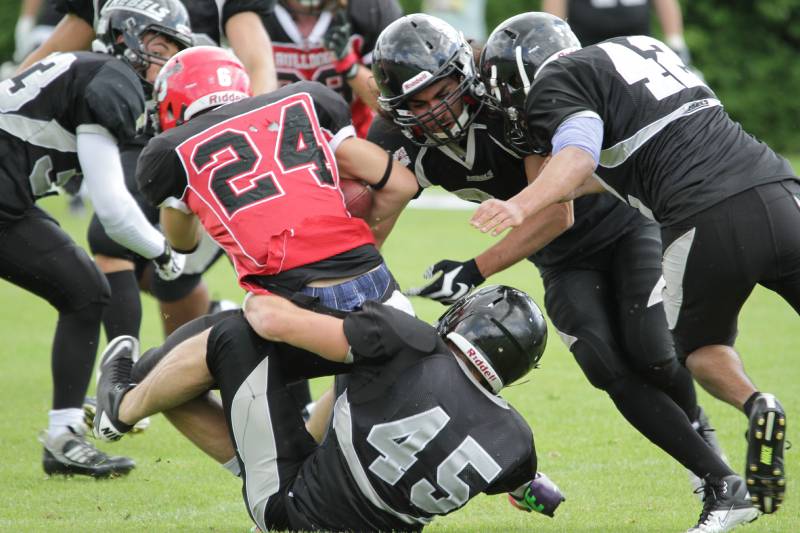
[52,303,104,409]
[606,375,733,480]
[743,391,761,417]
[102,270,142,340]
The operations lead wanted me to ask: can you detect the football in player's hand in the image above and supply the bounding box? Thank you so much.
[340,178,373,220]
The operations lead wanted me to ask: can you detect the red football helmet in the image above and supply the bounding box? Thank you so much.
[153,46,252,132]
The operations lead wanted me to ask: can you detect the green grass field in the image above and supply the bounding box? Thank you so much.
[0,186,797,532]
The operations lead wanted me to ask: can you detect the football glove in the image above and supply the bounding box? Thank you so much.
[508,472,565,517]
[322,9,359,77]
[404,259,485,305]
[152,242,186,281]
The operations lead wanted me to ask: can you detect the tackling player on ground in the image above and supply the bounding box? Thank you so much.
[95,284,565,531]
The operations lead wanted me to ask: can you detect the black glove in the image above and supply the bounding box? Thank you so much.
[322,9,359,76]
[152,241,186,281]
[404,259,485,305]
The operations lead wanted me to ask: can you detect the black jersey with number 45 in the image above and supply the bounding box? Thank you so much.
[0,52,143,210]
[367,112,640,271]
[525,36,797,226]
[288,302,536,531]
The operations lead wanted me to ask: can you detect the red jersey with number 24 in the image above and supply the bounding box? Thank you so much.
[137,82,375,293]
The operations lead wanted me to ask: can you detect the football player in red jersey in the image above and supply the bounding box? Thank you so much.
[93,46,419,466]
[266,0,403,137]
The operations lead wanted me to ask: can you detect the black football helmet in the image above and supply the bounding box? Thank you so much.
[480,12,580,153]
[437,285,547,394]
[372,14,487,147]
[93,0,194,76]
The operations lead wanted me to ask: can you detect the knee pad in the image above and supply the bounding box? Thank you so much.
[45,243,111,312]
[87,214,138,261]
[569,334,629,391]
[150,271,203,302]
[637,357,684,391]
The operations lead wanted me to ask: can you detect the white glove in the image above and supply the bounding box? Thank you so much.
[152,242,186,281]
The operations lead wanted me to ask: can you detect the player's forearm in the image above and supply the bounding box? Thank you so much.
[160,207,201,253]
[541,0,567,19]
[347,65,379,111]
[474,202,573,278]
[336,137,418,227]
[512,147,595,221]
[78,131,166,259]
[653,0,684,38]
[243,294,350,361]
[16,14,94,72]
[225,12,279,94]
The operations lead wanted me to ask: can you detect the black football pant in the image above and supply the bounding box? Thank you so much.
[541,221,731,478]
[206,312,349,532]
[0,207,109,409]
[662,179,800,357]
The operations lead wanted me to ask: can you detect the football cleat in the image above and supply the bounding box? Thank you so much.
[39,424,135,478]
[745,393,786,514]
[93,336,138,442]
[686,474,759,532]
[689,406,730,498]
[83,396,150,434]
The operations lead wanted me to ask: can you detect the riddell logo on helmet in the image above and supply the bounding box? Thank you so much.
[402,71,434,94]
[103,0,170,21]
[465,347,499,386]
[208,92,246,105]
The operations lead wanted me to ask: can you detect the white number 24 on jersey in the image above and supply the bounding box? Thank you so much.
[599,36,707,100]
[367,406,502,514]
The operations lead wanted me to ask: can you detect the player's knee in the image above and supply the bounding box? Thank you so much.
[150,272,202,302]
[87,214,134,260]
[570,337,627,391]
[636,357,683,390]
[48,245,111,313]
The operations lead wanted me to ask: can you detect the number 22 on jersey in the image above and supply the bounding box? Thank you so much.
[177,92,338,221]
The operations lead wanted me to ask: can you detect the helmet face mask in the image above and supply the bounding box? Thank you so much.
[93,0,194,83]
[480,12,581,154]
[436,285,548,394]
[278,0,337,15]
[372,14,487,147]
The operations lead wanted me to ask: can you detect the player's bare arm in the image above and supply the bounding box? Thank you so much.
[16,13,94,72]
[471,147,595,236]
[225,12,279,94]
[160,206,202,253]
[335,137,419,230]
[243,294,350,362]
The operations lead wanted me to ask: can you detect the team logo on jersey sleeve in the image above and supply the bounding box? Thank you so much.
[102,0,170,22]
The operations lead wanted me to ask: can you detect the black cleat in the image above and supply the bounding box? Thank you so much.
[686,474,758,532]
[745,393,786,514]
[40,425,135,478]
[94,336,137,442]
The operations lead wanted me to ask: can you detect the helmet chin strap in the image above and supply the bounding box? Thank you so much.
[432,106,471,140]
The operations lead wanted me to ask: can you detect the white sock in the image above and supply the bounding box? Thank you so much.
[48,408,84,438]
[222,456,241,477]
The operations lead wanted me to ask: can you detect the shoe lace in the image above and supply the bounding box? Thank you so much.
[693,481,719,526]
[110,349,134,385]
